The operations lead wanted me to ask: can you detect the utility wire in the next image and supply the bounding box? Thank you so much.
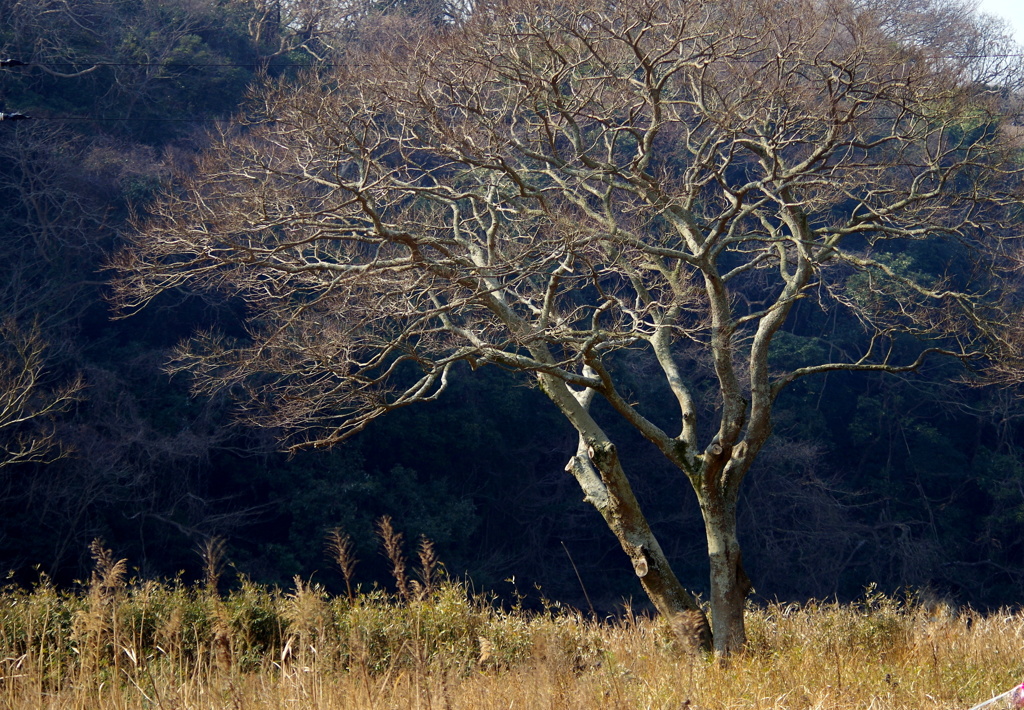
[34,116,229,122]
[2,59,319,70]
[0,112,235,123]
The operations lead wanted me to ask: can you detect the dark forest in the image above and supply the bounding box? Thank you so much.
[2,0,1024,633]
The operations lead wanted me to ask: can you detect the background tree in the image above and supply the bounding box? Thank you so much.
[0,322,81,469]
[113,0,1024,654]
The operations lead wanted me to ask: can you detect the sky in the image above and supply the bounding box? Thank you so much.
[976,0,1024,45]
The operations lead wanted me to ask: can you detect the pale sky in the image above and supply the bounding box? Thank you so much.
[976,0,1024,45]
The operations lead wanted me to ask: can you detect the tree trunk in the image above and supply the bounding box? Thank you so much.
[569,438,712,652]
[701,495,751,656]
[540,373,712,652]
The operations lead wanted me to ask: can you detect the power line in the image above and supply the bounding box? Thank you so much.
[0,114,253,124]
[2,59,324,70]
[42,116,227,123]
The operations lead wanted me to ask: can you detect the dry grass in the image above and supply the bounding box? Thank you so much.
[0,549,1021,710]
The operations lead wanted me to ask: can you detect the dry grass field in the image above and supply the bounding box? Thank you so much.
[1,542,1021,710]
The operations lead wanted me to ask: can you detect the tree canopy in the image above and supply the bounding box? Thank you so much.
[112,0,1024,653]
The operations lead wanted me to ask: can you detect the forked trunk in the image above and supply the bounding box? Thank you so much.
[542,375,713,652]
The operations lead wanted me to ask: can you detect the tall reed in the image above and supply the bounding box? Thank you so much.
[0,543,1021,709]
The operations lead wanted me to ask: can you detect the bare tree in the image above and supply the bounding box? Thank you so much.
[984,225,1024,387]
[0,123,97,470]
[113,0,1024,654]
[234,0,367,61]
[0,321,82,469]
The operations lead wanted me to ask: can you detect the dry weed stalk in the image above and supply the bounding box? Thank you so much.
[376,516,411,602]
[326,528,358,601]
[416,535,438,598]
[88,538,127,604]
[73,539,129,690]
[197,536,227,595]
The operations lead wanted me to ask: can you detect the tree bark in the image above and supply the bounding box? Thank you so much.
[574,439,711,651]
[543,373,712,652]
[700,491,751,656]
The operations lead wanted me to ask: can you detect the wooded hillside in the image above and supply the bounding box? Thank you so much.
[1,0,1023,618]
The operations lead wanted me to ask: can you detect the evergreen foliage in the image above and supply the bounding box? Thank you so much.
[0,0,1022,616]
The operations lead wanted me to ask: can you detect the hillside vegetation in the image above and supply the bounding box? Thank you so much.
[2,0,1024,622]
